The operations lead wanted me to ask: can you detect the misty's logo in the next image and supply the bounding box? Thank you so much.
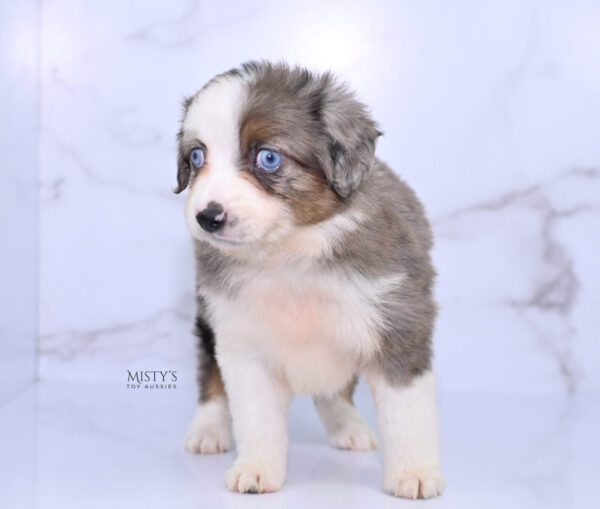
[126,370,178,390]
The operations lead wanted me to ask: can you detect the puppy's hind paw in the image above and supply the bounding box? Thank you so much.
[328,422,377,451]
[184,399,232,454]
[184,425,232,454]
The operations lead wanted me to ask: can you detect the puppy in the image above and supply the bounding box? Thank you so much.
[176,61,444,499]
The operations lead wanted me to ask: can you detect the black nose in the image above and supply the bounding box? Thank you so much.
[196,202,227,233]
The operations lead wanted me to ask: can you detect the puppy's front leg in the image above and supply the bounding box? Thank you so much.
[368,370,445,499]
[219,349,292,494]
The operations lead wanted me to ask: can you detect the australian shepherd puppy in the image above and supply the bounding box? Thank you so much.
[175,61,444,499]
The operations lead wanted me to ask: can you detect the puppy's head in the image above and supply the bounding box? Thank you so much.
[175,61,381,251]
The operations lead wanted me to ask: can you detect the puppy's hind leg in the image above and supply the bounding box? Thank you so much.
[314,377,377,451]
[184,313,233,454]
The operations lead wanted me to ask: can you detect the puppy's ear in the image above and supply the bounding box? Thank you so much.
[320,79,382,198]
[174,95,195,194]
[174,136,190,194]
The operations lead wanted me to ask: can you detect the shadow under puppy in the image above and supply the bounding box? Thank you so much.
[175,61,444,499]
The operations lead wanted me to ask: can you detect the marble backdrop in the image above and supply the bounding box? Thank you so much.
[0,0,39,404]
[38,0,600,393]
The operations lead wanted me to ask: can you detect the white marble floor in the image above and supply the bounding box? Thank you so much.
[0,381,598,509]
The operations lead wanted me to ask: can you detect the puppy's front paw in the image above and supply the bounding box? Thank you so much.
[384,468,445,499]
[225,459,286,494]
[328,422,377,451]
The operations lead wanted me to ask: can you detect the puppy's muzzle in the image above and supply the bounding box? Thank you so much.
[196,202,227,233]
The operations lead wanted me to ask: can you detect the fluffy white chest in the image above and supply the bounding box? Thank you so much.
[209,267,400,396]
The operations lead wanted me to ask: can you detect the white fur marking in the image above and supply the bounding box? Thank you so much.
[209,268,405,396]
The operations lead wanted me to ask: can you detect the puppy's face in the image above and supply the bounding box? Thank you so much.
[176,62,380,252]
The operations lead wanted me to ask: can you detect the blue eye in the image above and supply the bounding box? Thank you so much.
[256,149,282,172]
[190,148,205,169]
